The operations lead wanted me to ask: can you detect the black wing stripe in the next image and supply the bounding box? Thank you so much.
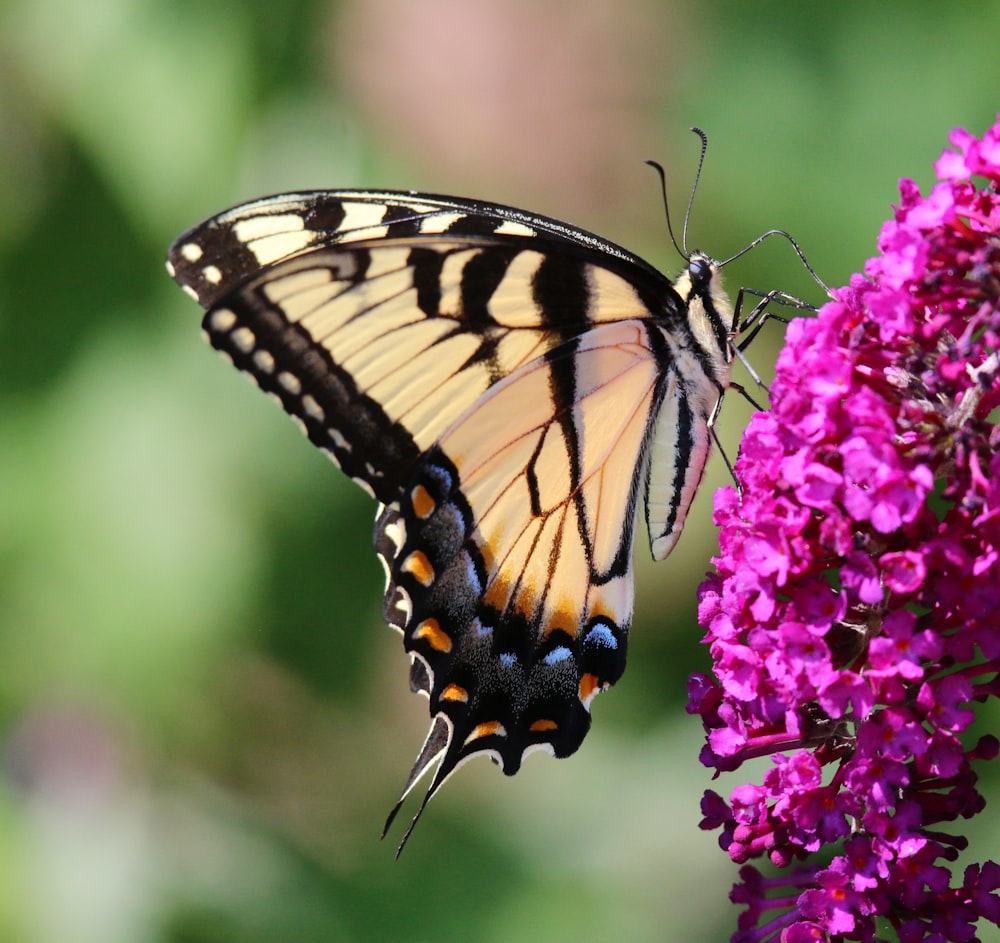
[409,247,446,317]
[166,188,745,853]
[532,250,593,329]
[206,294,424,500]
[459,247,518,330]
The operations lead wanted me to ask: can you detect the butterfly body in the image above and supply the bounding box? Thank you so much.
[167,190,736,842]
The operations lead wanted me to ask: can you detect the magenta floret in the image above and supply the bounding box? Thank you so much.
[692,117,1000,942]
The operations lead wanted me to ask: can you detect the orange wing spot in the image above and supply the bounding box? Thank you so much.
[463,721,507,745]
[483,576,512,613]
[513,579,539,619]
[410,484,436,519]
[440,683,469,703]
[529,719,558,732]
[413,618,452,653]
[401,550,435,586]
[542,603,579,638]
[482,576,535,623]
[579,673,606,706]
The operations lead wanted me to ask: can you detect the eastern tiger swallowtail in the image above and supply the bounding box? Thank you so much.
[167,185,764,849]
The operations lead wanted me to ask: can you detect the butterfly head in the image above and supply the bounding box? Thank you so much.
[673,252,736,374]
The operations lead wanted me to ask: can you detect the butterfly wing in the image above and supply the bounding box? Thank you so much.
[168,189,661,310]
[167,191,733,846]
[375,318,679,842]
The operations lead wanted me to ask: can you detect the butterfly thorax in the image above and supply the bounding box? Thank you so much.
[643,253,735,561]
[670,253,736,385]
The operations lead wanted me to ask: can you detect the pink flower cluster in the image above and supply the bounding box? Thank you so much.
[691,118,1000,942]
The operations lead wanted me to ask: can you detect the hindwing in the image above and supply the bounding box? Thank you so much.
[167,190,736,849]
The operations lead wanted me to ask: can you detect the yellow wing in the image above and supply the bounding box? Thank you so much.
[167,190,736,850]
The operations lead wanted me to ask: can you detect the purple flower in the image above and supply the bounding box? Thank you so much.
[691,117,1000,941]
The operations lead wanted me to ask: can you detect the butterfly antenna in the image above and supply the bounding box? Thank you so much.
[645,159,686,261]
[646,126,713,262]
[684,126,710,257]
[720,228,831,297]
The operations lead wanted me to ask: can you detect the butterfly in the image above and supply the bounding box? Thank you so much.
[167,183,769,849]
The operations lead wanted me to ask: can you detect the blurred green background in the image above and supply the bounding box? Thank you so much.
[1,1,999,941]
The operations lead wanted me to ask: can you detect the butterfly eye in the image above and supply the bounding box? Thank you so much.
[688,256,713,291]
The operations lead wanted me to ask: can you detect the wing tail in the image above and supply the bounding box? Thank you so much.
[382,713,452,851]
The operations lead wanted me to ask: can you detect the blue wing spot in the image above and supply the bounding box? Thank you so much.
[498,652,517,668]
[462,554,483,596]
[583,622,618,650]
[543,646,573,666]
[422,459,455,496]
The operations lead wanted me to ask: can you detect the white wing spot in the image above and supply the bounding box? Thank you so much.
[394,585,413,626]
[301,394,325,422]
[230,326,256,354]
[252,349,275,374]
[180,242,204,262]
[377,552,392,588]
[352,476,376,498]
[277,371,302,395]
[207,308,237,332]
[495,220,537,237]
[418,212,464,234]
[320,446,342,469]
[328,427,350,451]
[202,264,223,285]
[381,515,406,553]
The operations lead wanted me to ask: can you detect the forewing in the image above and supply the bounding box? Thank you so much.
[167,189,668,310]
[170,228,669,504]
